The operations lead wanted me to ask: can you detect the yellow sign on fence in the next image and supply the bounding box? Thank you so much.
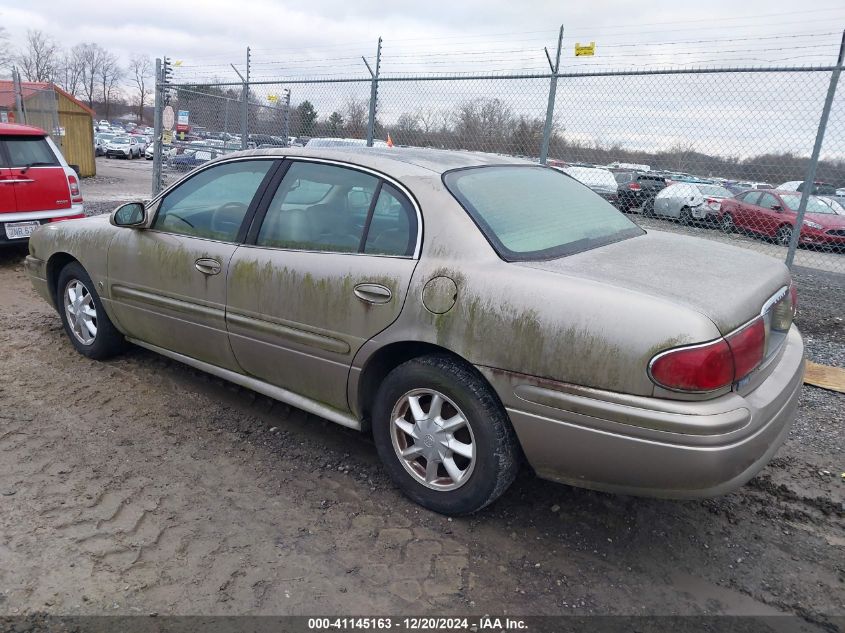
[575,42,595,57]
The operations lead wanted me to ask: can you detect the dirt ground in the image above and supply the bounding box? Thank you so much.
[0,167,843,628]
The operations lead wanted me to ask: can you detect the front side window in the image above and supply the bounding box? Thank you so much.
[444,165,643,261]
[153,159,274,241]
[757,193,779,210]
[256,162,378,253]
[3,135,59,167]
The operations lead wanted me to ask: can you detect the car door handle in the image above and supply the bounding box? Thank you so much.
[354,283,392,304]
[2,178,34,184]
[195,258,222,275]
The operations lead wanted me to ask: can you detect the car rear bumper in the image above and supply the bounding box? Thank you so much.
[478,325,805,499]
[1,205,85,245]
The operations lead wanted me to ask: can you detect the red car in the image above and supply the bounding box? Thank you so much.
[719,189,845,251]
[0,123,84,245]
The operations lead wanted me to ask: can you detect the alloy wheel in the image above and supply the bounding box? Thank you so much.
[64,279,98,345]
[777,225,793,246]
[390,389,476,491]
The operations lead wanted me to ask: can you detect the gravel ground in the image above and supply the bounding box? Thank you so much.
[0,171,842,627]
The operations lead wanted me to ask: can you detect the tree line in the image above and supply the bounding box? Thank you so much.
[1,28,152,122]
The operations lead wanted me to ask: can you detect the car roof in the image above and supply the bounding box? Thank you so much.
[233,146,532,175]
[0,122,47,136]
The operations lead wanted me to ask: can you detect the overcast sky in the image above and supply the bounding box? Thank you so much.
[3,1,845,158]
[3,0,845,77]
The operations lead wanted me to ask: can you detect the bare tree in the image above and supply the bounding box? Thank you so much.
[0,27,11,77]
[54,48,85,96]
[129,54,152,122]
[76,43,106,108]
[344,98,368,139]
[98,50,123,118]
[16,29,60,82]
[415,107,441,134]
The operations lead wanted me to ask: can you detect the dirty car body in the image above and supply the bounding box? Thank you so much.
[25,147,805,514]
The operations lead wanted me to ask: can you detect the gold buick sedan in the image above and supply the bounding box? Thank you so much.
[25,147,804,515]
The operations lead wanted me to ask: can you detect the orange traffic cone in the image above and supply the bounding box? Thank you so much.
[386,133,394,147]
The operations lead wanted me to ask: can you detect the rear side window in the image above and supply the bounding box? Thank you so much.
[741,191,762,205]
[2,136,59,168]
[444,165,643,261]
[364,184,418,257]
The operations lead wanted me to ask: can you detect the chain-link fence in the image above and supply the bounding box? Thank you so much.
[1,72,62,151]
[152,45,845,279]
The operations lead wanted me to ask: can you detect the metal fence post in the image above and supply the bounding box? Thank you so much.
[364,37,382,146]
[242,47,251,149]
[785,29,845,269]
[12,67,25,124]
[283,89,291,144]
[151,58,163,197]
[539,26,564,165]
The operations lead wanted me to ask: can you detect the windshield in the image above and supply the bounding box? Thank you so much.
[444,166,644,261]
[821,197,845,214]
[112,137,129,145]
[780,194,837,214]
[698,185,732,197]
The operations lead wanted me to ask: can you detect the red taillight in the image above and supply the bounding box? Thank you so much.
[726,317,765,381]
[628,182,641,191]
[649,339,735,392]
[650,317,765,393]
[67,174,83,204]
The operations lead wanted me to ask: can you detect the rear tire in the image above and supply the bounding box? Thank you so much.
[372,355,520,515]
[720,212,735,233]
[641,198,655,217]
[57,262,127,360]
[679,207,693,226]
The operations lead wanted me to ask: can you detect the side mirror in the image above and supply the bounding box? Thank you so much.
[772,204,782,212]
[111,202,146,227]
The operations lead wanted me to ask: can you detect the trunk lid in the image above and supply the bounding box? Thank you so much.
[517,230,790,335]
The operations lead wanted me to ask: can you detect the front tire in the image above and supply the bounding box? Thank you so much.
[776,224,794,247]
[679,206,693,226]
[57,262,127,360]
[720,212,735,233]
[372,355,520,515]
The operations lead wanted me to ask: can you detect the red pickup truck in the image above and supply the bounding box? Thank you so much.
[0,123,84,245]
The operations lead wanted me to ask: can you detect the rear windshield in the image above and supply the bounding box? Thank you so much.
[697,185,732,197]
[1,135,59,168]
[444,165,644,261]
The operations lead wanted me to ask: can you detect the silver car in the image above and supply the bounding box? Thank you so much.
[24,148,804,515]
[652,182,734,225]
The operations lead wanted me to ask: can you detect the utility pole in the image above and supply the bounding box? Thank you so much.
[363,37,382,147]
[540,25,564,165]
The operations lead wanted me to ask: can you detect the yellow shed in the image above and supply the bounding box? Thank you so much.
[0,81,97,177]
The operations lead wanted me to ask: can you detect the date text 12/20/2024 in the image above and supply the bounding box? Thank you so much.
[308,617,528,630]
